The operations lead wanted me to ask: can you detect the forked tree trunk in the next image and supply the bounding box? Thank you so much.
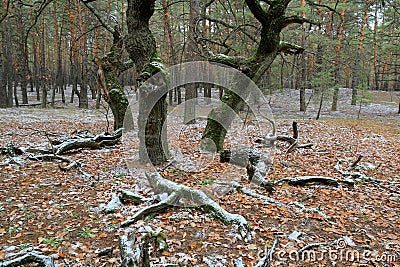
[202,0,304,151]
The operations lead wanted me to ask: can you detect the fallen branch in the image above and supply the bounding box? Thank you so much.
[256,122,313,154]
[277,176,355,187]
[0,250,55,267]
[215,181,285,207]
[120,192,179,227]
[18,100,63,107]
[29,154,92,178]
[254,237,279,267]
[291,201,330,222]
[349,155,363,169]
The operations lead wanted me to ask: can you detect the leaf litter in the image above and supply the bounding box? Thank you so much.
[0,106,399,266]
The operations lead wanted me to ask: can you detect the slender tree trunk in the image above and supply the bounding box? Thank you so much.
[299,0,307,111]
[14,4,29,105]
[184,0,200,124]
[1,20,10,108]
[161,0,177,105]
[40,18,47,108]
[351,6,369,105]
[13,81,19,107]
[332,0,346,111]
[78,3,88,108]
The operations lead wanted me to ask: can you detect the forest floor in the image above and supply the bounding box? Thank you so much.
[0,88,399,266]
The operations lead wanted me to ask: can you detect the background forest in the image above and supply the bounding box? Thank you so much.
[0,0,399,111]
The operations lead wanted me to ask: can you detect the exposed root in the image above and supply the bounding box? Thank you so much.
[120,172,249,232]
[0,250,54,267]
[257,121,313,154]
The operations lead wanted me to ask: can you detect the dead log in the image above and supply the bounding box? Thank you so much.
[0,250,55,267]
[18,100,63,107]
[220,149,274,191]
[55,139,101,155]
[53,128,123,155]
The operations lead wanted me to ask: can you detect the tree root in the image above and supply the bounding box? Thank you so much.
[215,181,285,207]
[335,159,399,194]
[0,250,55,267]
[120,172,249,232]
[101,189,150,214]
[1,129,122,178]
[29,154,92,178]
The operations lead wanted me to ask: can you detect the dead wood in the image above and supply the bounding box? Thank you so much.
[0,143,23,156]
[2,129,122,178]
[18,100,63,107]
[118,189,151,204]
[215,181,285,207]
[256,121,313,153]
[119,228,167,267]
[277,176,355,187]
[254,237,278,267]
[120,192,179,227]
[29,154,92,178]
[0,250,55,267]
[220,149,274,191]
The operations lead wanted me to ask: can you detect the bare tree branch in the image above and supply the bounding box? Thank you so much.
[306,0,341,16]
[25,0,54,44]
[0,0,11,24]
[80,1,115,34]
[280,15,319,29]
[244,0,268,24]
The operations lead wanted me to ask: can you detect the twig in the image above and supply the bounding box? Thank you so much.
[254,237,279,267]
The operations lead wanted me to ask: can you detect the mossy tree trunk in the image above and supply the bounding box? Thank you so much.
[125,0,169,165]
[96,28,131,131]
[201,0,312,151]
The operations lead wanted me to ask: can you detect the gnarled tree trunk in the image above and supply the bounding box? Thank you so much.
[202,0,310,151]
[125,0,169,165]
